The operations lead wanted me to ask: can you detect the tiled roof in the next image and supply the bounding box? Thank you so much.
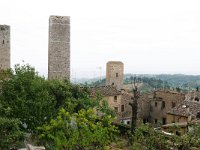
[167,101,200,117]
[185,91,200,101]
[90,85,121,97]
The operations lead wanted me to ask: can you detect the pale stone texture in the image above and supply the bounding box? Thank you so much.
[106,61,124,90]
[48,16,70,80]
[0,25,10,70]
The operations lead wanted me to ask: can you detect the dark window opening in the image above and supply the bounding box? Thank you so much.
[114,96,117,102]
[162,101,165,109]
[116,73,118,77]
[127,121,130,124]
[196,112,200,119]
[121,105,124,112]
[143,118,149,123]
[162,118,166,125]
[155,119,158,124]
[176,131,181,136]
[155,102,157,107]
[114,107,118,112]
[112,82,114,85]
[195,97,199,102]
[172,102,176,108]
[2,40,4,44]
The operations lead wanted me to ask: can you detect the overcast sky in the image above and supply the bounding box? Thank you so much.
[1,0,200,79]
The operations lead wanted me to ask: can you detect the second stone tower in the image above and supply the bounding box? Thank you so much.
[48,16,70,80]
[106,61,124,90]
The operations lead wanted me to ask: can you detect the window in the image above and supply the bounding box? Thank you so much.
[195,97,199,102]
[155,102,157,107]
[176,131,181,136]
[143,118,149,123]
[2,40,4,44]
[114,107,118,112]
[196,112,200,119]
[155,119,158,124]
[116,73,118,77]
[162,101,165,109]
[112,82,115,85]
[121,105,124,112]
[127,121,130,124]
[172,102,176,108]
[114,96,117,102]
[162,118,166,125]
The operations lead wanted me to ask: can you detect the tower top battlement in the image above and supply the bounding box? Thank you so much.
[49,16,70,24]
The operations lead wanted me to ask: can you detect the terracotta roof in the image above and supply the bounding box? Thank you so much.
[90,85,121,97]
[168,101,200,117]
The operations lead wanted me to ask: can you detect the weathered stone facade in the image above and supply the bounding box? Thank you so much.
[90,85,132,124]
[0,25,10,70]
[136,90,186,126]
[167,100,200,124]
[149,90,185,126]
[48,16,70,80]
[106,61,124,90]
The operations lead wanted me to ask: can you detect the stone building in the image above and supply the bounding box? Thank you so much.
[137,90,185,126]
[48,16,70,80]
[185,90,200,102]
[106,61,124,90]
[0,25,10,70]
[167,100,200,124]
[149,90,185,126]
[137,92,153,123]
[90,85,132,124]
[161,101,200,135]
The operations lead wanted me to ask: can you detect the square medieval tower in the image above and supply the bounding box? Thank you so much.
[0,25,10,70]
[48,16,70,80]
[106,61,124,90]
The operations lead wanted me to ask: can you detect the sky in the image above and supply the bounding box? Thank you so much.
[1,0,200,79]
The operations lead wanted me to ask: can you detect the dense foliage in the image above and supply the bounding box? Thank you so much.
[1,64,200,149]
[0,117,24,149]
[38,108,118,150]
[0,64,117,149]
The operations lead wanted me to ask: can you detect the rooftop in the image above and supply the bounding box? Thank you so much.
[90,85,121,97]
[167,101,200,117]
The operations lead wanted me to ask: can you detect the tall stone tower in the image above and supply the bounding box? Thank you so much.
[48,16,70,80]
[0,25,10,70]
[106,61,124,90]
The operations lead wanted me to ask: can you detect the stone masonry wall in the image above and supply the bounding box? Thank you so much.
[106,61,124,90]
[48,16,70,80]
[150,90,185,126]
[0,25,10,70]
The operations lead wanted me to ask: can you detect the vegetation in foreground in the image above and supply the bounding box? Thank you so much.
[0,64,200,150]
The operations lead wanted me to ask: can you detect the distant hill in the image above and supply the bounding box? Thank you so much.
[75,74,200,92]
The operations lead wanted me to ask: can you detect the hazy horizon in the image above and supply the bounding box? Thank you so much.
[1,0,200,78]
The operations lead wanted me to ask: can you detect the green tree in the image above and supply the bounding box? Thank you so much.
[0,117,24,149]
[0,64,57,132]
[37,108,118,150]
